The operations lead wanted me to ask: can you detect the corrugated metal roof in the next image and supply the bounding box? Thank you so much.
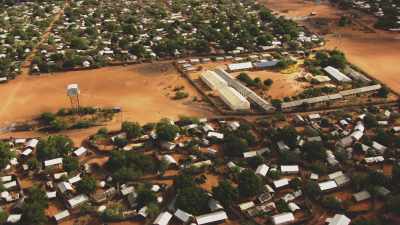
[324,66,352,82]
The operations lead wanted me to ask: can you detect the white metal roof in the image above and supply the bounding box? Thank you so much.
[328,214,351,225]
[7,214,21,223]
[271,212,295,225]
[328,171,344,180]
[21,149,33,156]
[243,151,257,158]
[280,165,299,173]
[162,155,177,165]
[255,164,269,176]
[54,210,70,221]
[44,157,63,167]
[228,62,253,71]
[217,86,250,111]
[153,211,173,225]
[0,176,12,182]
[273,178,290,188]
[200,70,228,90]
[46,191,57,199]
[353,191,371,202]
[25,139,39,148]
[57,181,73,193]
[196,211,228,225]
[3,181,17,189]
[319,180,337,191]
[174,209,192,223]
[74,147,87,156]
[68,174,81,184]
[238,201,255,211]
[324,66,352,82]
[67,194,89,208]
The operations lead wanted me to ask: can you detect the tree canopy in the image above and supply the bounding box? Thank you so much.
[36,135,74,161]
[76,175,97,195]
[212,180,239,207]
[238,170,263,198]
[0,141,14,170]
[121,121,142,139]
[156,119,180,142]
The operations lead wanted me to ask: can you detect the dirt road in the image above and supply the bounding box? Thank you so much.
[22,0,70,73]
[262,0,400,94]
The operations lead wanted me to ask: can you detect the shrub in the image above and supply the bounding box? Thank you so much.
[174,91,189,99]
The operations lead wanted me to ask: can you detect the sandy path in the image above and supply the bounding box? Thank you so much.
[262,0,400,94]
[0,62,214,129]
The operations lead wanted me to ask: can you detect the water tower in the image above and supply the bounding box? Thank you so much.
[67,83,81,112]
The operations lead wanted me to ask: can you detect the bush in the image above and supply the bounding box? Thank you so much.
[237,73,256,86]
[39,112,56,125]
[377,86,389,98]
[174,91,189,99]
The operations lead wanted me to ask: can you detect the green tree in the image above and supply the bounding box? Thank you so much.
[222,134,249,157]
[385,195,400,214]
[121,121,142,139]
[0,211,7,224]
[302,141,327,161]
[20,187,48,225]
[63,156,79,173]
[175,186,210,215]
[264,78,273,86]
[212,181,239,207]
[137,187,157,207]
[36,135,73,161]
[39,112,56,125]
[377,86,389,98]
[76,175,97,195]
[321,196,342,211]
[303,181,320,199]
[0,141,14,170]
[274,126,298,147]
[156,119,180,142]
[238,170,263,198]
[174,174,196,190]
[364,113,378,128]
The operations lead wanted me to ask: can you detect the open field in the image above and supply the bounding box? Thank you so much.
[232,70,308,100]
[262,0,400,94]
[0,62,214,128]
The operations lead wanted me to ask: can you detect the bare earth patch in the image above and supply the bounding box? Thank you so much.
[263,0,400,94]
[0,62,215,135]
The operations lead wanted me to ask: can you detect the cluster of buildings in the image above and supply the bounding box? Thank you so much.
[0,1,63,79]
[27,0,322,73]
[1,102,400,224]
[200,68,274,112]
[352,0,400,30]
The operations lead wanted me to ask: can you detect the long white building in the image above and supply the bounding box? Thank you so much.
[200,70,228,90]
[324,66,352,83]
[217,86,251,111]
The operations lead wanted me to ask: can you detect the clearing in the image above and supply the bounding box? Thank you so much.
[0,62,214,129]
[263,0,400,94]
